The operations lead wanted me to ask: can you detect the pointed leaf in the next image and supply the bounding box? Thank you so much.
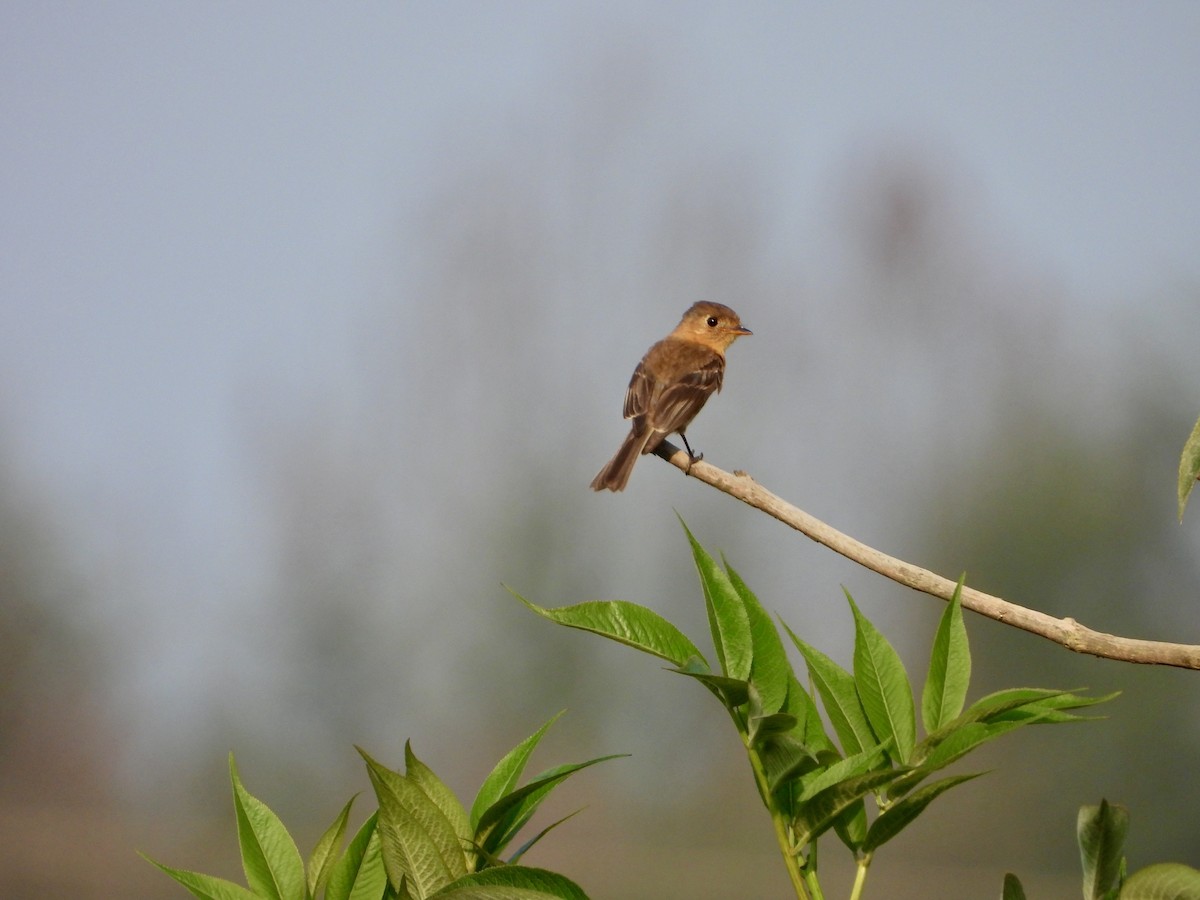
[140,854,261,900]
[791,769,904,847]
[784,674,837,755]
[229,755,306,900]
[326,814,390,900]
[406,742,472,866]
[796,741,893,803]
[1001,873,1027,900]
[725,557,790,715]
[361,749,467,895]
[669,664,750,707]
[308,795,356,899]
[477,761,580,854]
[863,773,981,851]
[742,680,796,746]
[785,624,875,755]
[748,711,799,746]
[760,736,821,794]
[990,707,1102,725]
[1121,862,1200,899]
[848,591,916,764]
[921,688,1072,747]
[471,713,564,830]
[1178,414,1200,521]
[989,690,1118,724]
[893,720,1015,796]
[963,688,1068,722]
[512,591,706,668]
[681,520,752,680]
[832,800,869,853]
[476,755,625,854]
[506,808,584,864]
[430,865,589,900]
[1078,800,1129,899]
[922,581,971,733]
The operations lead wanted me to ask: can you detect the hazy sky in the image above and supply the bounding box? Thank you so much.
[5,3,1198,512]
[3,0,1199,820]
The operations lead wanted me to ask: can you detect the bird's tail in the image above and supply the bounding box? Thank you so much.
[590,427,653,492]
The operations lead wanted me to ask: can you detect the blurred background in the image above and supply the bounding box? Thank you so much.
[3,4,1199,897]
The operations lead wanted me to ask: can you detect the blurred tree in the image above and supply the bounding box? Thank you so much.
[917,389,1200,868]
[0,446,152,896]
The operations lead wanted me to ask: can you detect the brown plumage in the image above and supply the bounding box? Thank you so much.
[590,301,752,492]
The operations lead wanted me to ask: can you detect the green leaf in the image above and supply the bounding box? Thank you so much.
[669,662,750,707]
[968,686,1069,712]
[1001,873,1027,900]
[326,814,390,900]
[862,772,981,852]
[475,755,626,855]
[724,557,790,715]
[893,720,1014,796]
[1121,862,1200,899]
[681,520,752,680]
[743,681,796,746]
[512,591,706,668]
[361,748,467,895]
[785,624,875,755]
[990,706,1101,725]
[229,754,306,900]
[988,690,1119,724]
[506,808,584,864]
[429,865,589,899]
[748,710,800,746]
[760,735,821,794]
[308,795,356,899]
[1079,800,1129,900]
[791,769,904,848]
[1178,414,1200,521]
[406,742,472,866]
[922,688,1071,746]
[783,674,837,755]
[795,741,892,803]
[471,713,564,830]
[922,579,971,734]
[847,591,916,764]
[140,854,262,900]
[914,688,1113,757]
[832,800,869,853]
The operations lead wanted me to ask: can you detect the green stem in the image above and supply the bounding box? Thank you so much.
[849,853,872,900]
[745,740,812,900]
[804,862,825,900]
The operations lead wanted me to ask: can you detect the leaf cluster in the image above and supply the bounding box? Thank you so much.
[145,719,620,900]
[1004,798,1200,899]
[518,519,1115,898]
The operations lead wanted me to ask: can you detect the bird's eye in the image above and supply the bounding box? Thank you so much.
[706,316,719,327]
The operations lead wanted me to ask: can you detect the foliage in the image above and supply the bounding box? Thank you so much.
[517,519,1116,899]
[1005,798,1200,899]
[144,719,621,900]
[1178,413,1200,521]
[148,516,1200,898]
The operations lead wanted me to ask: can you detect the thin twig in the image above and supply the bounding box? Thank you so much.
[653,440,1200,670]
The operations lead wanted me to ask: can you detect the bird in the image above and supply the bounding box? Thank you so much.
[590,301,751,492]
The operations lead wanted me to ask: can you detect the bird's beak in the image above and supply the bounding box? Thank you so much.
[734,326,753,336]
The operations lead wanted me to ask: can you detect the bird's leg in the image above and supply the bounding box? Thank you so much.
[680,432,703,464]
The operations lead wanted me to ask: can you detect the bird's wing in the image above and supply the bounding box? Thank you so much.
[623,359,654,420]
[647,354,724,436]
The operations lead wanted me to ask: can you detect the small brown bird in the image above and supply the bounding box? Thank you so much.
[591,301,752,492]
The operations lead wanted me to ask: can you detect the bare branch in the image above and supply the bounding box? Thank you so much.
[654,440,1200,670]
